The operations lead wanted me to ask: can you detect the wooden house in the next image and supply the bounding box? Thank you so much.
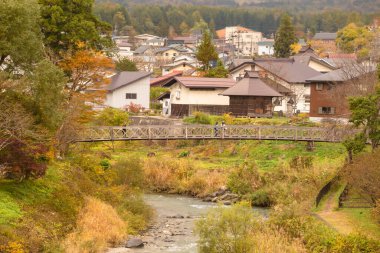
[221,72,282,117]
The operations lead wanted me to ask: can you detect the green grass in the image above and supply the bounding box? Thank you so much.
[103,139,346,173]
[340,208,380,239]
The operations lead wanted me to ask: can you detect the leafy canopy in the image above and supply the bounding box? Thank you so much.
[0,0,43,70]
[39,0,113,56]
[336,23,374,59]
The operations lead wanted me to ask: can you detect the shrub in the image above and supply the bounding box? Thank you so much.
[185,170,227,197]
[195,202,257,253]
[178,150,190,158]
[227,164,262,195]
[249,189,272,207]
[187,112,212,125]
[63,197,127,253]
[111,157,144,189]
[95,107,129,126]
[125,102,143,113]
[0,140,48,180]
[100,159,110,170]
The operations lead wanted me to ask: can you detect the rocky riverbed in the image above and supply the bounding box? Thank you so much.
[108,193,269,253]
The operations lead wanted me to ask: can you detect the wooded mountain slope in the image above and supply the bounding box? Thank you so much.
[103,0,380,12]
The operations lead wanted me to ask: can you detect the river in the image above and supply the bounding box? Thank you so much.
[109,194,269,253]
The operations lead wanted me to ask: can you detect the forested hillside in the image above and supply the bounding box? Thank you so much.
[98,0,380,12]
[94,2,376,37]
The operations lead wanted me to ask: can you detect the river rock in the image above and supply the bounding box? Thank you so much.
[220,193,239,201]
[203,196,213,202]
[126,238,144,248]
[211,197,219,202]
[223,201,232,205]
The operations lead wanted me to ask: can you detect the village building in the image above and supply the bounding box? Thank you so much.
[162,77,236,117]
[310,32,337,54]
[134,34,162,46]
[306,65,376,122]
[142,38,166,47]
[161,62,197,76]
[221,72,282,117]
[217,26,263,56]
[258,40,274,56]
[105,71,151,110]
[150,71,183,87]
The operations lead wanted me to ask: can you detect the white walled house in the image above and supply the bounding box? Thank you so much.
[258,40,274,56]
[162,77,236,116]
[224,26,263,56]
[105,71,151,110]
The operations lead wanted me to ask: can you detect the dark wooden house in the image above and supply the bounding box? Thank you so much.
[221,73,282,117]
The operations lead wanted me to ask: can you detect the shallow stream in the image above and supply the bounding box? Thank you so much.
[109,194,269,253]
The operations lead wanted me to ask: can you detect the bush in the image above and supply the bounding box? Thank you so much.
[178,150,190,158]
[111,157,144,189]
[95,107,129,126]
[249,189,272,207]
[227,164,262,195]
[185,112,212,124]
[63,197,127,253]
[195,202,257,253]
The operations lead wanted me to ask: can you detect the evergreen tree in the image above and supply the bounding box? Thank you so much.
[204,60,228,78]
[115,58,138,72]
[39,0,113,56]
[274,14,297,58]
[196,31,218,70]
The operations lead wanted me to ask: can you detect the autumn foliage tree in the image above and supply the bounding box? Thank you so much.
[60,49,114,103]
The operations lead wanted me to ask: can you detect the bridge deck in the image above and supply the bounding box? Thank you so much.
[74,125,353,143]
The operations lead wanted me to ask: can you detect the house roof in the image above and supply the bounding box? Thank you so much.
[134,45,151,54]
[162,62,197,69]
[312,32,337,40]
[150,71,183,87]
[292,55,336,70]
[229,59,255,71]
[253,58,321,83]
[221,75,282,97]
[306,65,376,83]
[154,47,187,54]
[108,71,151,91]
[163,77,236,88]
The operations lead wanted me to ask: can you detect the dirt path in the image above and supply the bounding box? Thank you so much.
[316,191,355,235]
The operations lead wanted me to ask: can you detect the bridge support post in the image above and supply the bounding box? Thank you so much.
[306,141,314,151]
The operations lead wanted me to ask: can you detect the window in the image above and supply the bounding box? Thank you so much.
[175,90,181,100]
[316,83,323,91]
[318,107,335,115]
[304,84,310,88]
[165,53,169,56]
[304,95,311,103]
[126,93,137,99]
[173,53,177,56]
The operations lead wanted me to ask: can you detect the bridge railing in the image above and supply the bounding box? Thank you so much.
[74,125,355,143]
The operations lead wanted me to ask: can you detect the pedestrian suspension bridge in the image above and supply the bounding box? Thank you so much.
[73,125,354,143]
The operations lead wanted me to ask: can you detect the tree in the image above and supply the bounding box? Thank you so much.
[26,60,67,130]
[59,50,114,102]
[274,14,298,58]
[39,0,113,56]
[179,21,190,35]
[348,88,380,150]
[196,31,218,70]
[115,58,138,72]
[336,23,374,59]
[0,0,43,70]
[204,60,229,78]
[343,133,367,163]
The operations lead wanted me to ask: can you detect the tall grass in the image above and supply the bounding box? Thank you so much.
[143,157,226,196]
[63,197,127,253]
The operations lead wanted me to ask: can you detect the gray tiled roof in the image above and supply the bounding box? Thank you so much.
[108,71,151,91]
[254,58,321,83]
[222,76,282,97]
